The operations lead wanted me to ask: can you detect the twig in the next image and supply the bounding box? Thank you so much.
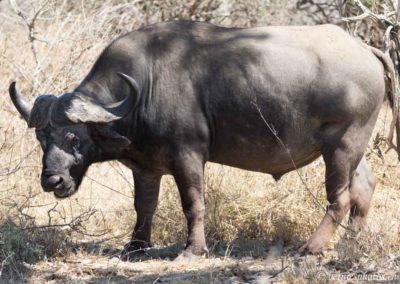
[0,144,40,177]
[108,161,134,189]
[383,253,400,266]
[352,0,394,27]
[85,175,134,199]
[21,208,97,233]
[0,253,14,278]
[342,10,397,25]
[9,0,48,65]
[269,265,289,279]
[47,201,59,226]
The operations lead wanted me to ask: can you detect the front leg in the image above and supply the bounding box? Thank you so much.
[172,154,208,257]
[122,173,161,259]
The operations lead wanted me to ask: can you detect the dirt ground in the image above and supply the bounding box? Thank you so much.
[21,247,400,283]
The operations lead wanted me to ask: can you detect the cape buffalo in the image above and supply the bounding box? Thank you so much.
[8,21,399,258]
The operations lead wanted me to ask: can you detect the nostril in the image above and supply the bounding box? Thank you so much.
[56,176,63,186]
[50,175,63,187]
[41,175,64,191]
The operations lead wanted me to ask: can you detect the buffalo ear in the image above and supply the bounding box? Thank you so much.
[94,125,131,150]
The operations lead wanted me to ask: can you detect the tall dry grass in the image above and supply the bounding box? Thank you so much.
[0,0,399,282]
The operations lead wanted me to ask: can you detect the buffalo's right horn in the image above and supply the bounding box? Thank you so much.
[9,82,32,122]
[49,73,141,127]
[106,72,141,118]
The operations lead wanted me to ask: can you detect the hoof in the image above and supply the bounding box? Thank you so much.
[174,251,206,263]
[174,246,209,262]
[298,242,325,256]
[120,241,152,261]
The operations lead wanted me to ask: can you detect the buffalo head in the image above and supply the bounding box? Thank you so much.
[9,73,139,198]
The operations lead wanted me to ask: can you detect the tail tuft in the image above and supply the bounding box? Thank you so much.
[369,46,400,159]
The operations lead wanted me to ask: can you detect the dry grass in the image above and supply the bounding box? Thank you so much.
[0,0,399,282]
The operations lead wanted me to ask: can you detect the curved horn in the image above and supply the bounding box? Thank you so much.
[103,72,140,118]
[9,82,32,122]
[50,73,140,126]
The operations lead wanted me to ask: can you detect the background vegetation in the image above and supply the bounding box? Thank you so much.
[0,0,399,282]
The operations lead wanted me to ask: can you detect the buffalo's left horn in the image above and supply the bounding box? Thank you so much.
[9,82,32,122]
[103,72,141,118]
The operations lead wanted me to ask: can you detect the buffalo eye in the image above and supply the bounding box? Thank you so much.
[35,130,47,149]
[65,132,80,148]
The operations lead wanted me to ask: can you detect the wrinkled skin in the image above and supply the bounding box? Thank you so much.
[33,121,134,199]
[9,21,397,260]
[36,125,95,198]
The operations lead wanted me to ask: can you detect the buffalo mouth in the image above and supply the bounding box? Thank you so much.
[41,174,77,198]
[53,184,75,198]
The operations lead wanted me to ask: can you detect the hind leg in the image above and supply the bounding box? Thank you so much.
[300,141,358,254]
[300,155,376,254]
[298,109,383,255]
[348,157,376,231]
